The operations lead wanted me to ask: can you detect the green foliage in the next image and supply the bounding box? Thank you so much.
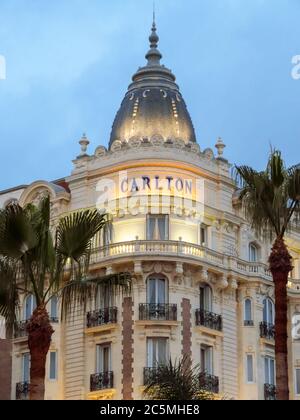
[0,196,131,331]
[143,357,216,401]
[235,150,300,239]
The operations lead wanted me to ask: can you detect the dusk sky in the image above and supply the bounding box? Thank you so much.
[0,0,299,191]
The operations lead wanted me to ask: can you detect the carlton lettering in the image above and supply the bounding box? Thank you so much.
[120,175,193,194]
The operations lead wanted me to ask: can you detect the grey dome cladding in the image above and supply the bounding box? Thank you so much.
[109,20,197,148]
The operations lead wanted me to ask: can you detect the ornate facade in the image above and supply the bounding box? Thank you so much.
[1,21,300,401]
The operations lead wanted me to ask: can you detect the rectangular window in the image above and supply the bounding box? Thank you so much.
[200,225,207,246]
[96,344,111,373]
[200,345,213,375]
[49,351,57,380]
[199,286,212,312]
[264,357,275,385]
[246,354,254,383]
[50,296,58,320]
[147,338,168,368]
[296,369,300,395]
[22,353,30,383]
[147,215,169,240]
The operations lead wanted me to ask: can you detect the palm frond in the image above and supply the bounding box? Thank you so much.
[59,272,132,320]
[0,257,20,336]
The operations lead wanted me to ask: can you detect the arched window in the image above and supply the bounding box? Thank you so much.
[147,276,168,305]
[24,295,36,321]
[244,298,253,326]
[263,298,274,325]
[249,243,259,262]
[199,284,212,312]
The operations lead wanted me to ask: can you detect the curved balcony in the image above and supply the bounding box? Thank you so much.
[260,322,275,340]
[264,383,276,400]
[16,382,30,400]
[87,307,118,328]
[195,309,222,332]
[90,372,114,392]
[199,372,219,394]
[139,303,177,321]
[89,240,273,281]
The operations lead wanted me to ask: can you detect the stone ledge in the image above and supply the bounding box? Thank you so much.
[194,325,224,338]
[86,388,116,400]
[84,324,119,335]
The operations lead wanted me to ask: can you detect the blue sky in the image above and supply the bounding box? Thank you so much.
[0,0,300,190]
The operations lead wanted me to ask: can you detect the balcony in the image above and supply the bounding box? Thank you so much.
[89,240,276,282]
[87,307,118,328]
[139,303,177,321]
[143,367,159,385]
[14,321,29,339]
[264,383,276,400]
[244,320,254,327]
[90,372,114,392]
[199,372,219,394]
[16,382,30,400]
[260,322,275,340]
[195,309,222,332]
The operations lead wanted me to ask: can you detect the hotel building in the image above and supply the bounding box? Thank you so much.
[1,21,300,401]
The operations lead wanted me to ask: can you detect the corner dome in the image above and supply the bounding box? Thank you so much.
[109,20,196,148]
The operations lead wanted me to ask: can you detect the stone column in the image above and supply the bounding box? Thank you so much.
[122,297,134,400]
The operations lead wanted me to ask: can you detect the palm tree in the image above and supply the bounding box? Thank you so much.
[143,357,215,400]
[235,150,300,400]
[0,196,131,400]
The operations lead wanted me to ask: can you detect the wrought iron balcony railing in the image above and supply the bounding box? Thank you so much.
[90,371,114,392]
[195,309,223,331]
[87,307,118,328]
[260,322,275,340]
[244,320,254,327]
[264,383,276,400]
[199,372,219,394]
[143,367,160,385]
[16,382,30,400]
[14,321,29,338]
[139,303,177,321]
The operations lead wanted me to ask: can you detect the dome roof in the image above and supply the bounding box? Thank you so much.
[109,20,196,148]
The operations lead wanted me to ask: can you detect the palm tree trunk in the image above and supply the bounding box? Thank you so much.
[269,238,293,401]
[27,305,54,400]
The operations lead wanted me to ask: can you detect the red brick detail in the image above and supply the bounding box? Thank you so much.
[0,339,12,400]
[181,299,192,366]
[122,297,134,400]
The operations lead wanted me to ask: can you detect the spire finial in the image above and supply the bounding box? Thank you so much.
[146,3,162,65]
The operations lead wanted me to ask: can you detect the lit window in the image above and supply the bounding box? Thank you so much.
[249,243,259,262]
[244,299,253,326]
[200,345,213,375]
[147,215,169,240]
[147,338,168,368]
[199,285,212,312]
[96,344,111,373]
[264,357,275,386]
[246,354,254,383]
[24,295,36,321]
[49,351,57,380]
[147,276,167,305]
[263,298,274,325]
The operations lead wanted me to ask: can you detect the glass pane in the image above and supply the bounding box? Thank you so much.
[268,301,274,324]
[147,279,156,304]
[147,216,156,240]
[157,279,166,304]
[245,300,252,321]
[157,216,166,240]
[103,347,110,372]
[263,299,267,323]
[200,288,204,311]
[50,297,58,319]
[157,339,167,365]
[49,352,57,380]
[147,339,154,368]
[23,353,30,382]
[204,287,212,312]
[247,355,254,382]
[205,347,213,374]
[25,296,32,320]
[264,357,269,384]
[270,359,275,385]
[200,348,205,372]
